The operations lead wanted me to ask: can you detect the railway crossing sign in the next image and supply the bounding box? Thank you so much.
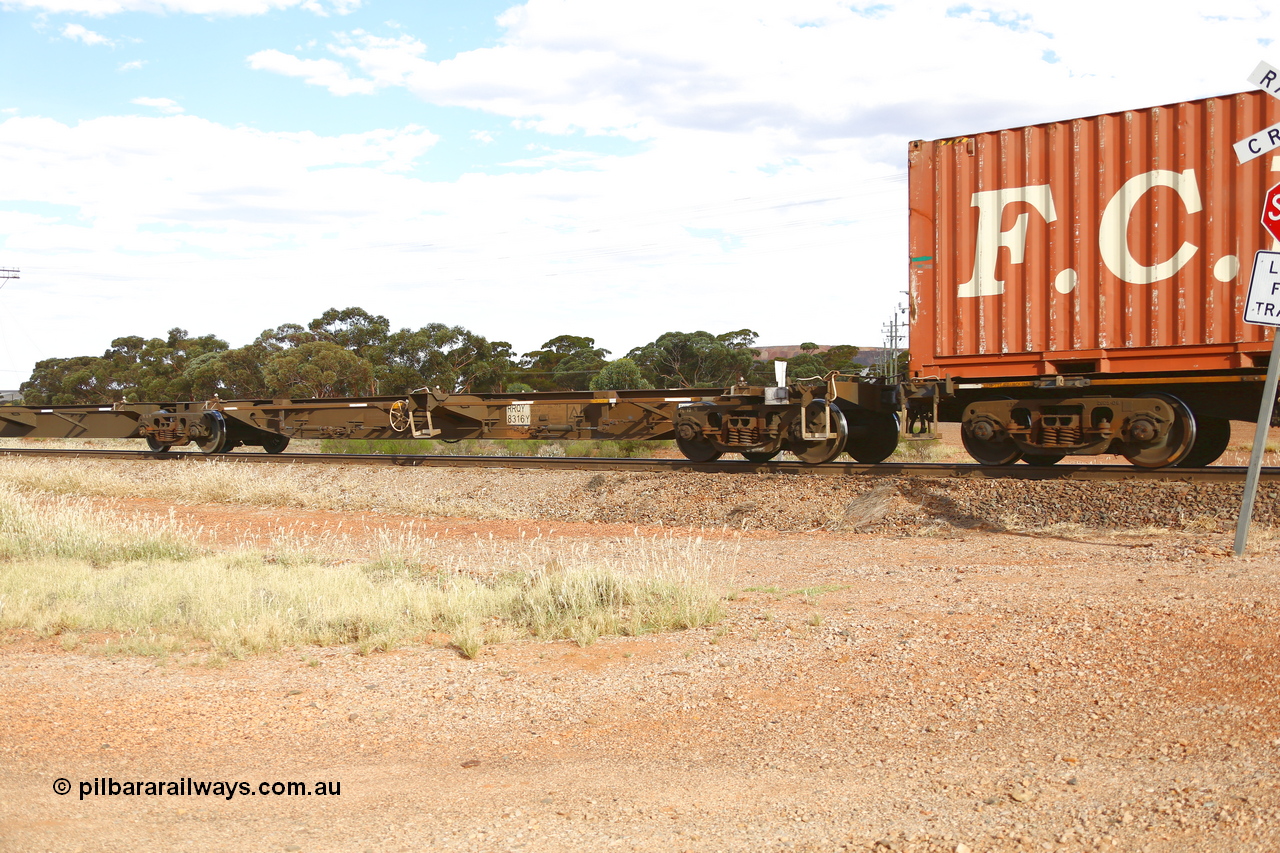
[1234,61,1280,163]
[1265,182,1280,244]
[1244,249,1280,326]
[1233,122,1280,163]
[1249,60,1280,97]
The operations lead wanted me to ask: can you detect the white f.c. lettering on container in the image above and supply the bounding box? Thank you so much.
[957,169,1202,297]
[1098,169,1202,285]
[957,184,1056,298]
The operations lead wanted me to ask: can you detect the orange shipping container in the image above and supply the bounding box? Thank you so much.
[908,90,1280,379]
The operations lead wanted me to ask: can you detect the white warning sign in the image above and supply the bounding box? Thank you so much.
[1244,250,1280,326]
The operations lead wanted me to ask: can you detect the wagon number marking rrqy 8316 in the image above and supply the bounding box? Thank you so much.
[505,404,532,426]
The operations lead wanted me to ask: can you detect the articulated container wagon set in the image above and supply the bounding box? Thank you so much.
[4,89,1280,470]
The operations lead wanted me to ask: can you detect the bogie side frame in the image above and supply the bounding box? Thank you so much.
[902,369,1270,468]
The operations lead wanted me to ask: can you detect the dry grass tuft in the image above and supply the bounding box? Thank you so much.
[829,484,899,529]
[0,455,511,519]
[0,483,198,565]
[0,480,731,658]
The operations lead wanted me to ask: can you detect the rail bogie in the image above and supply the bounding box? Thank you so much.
[904,372,1263,468]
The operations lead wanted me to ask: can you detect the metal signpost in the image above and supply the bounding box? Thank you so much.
[1236,248,1280,555]
[1233,63,1280,555]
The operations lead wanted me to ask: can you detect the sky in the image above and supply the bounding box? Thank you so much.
[0,0,1276,386]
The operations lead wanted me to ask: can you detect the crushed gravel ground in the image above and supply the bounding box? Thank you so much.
[2,459,1280,852]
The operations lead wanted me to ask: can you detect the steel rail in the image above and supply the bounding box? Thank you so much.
[0,446,1276,482]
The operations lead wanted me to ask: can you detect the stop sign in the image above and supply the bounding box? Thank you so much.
[1265,182,1280,243]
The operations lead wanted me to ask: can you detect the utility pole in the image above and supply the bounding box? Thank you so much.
[878,302,907,378]
[0,267,19,402]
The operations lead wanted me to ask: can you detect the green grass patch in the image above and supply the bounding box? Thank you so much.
[888,438,964,463]
[795,584,847,598]
[739,583,846,599]
[318,438,667,458]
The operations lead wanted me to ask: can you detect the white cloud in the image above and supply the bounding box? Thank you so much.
[3,0,357,15]
[0,115,441,247]
[470,130,494,144]
[118,59,145,71]
[246,49,377,96]
[0,107,896,371]
[248,31,425,96]
[300,0,358,15]
[131,96,184,114]
[61,22,113,45]
[500,145,608,170]
[329,30,424,87]
[249,0,1272,151]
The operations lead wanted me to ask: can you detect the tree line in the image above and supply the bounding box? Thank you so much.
[18,306,868,405]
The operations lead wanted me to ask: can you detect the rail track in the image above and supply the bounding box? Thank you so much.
[1,446,1276,483]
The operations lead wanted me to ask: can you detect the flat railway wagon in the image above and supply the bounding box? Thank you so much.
[0,377,903,466]
[905,88,1280,468]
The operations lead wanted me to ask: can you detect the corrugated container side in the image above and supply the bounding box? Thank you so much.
[909,90,1280,379]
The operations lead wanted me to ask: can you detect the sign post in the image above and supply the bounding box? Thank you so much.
[1231,62,1280,555]
[1235,246,1280,555]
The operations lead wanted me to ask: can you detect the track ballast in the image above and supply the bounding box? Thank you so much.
[0,446,1274,483]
